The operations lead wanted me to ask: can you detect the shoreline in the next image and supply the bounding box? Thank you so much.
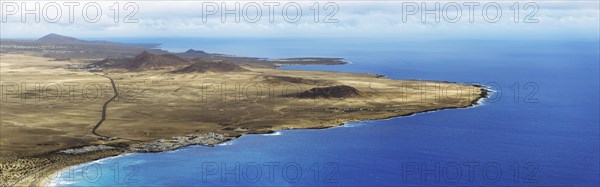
[34,86,490,187]
[13,150,126,187]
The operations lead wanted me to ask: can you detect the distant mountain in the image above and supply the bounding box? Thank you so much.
[184,49,208,55]
[35,33,161,48]
[171,60,247,73]
[174,49,216,58]
[117,51,189,71]
[36,33,83,43]
[4,34,344,67]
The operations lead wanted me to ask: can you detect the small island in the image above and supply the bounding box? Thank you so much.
[0,34,488,186]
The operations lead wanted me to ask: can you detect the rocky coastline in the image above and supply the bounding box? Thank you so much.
[53,132,233,155]
[128,132,233,152]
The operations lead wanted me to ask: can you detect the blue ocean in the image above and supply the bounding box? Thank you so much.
[50,37,599,186]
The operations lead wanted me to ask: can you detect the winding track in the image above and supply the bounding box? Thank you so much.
[92,75,118,138]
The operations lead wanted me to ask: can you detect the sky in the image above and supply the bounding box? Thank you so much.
[0,1,599,40]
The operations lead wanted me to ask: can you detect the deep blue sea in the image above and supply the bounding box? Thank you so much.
[50,37,599,186]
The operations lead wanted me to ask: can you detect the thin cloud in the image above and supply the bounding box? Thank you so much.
[0,1,598,39]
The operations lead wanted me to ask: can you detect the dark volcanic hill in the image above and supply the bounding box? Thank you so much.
[183,49,209,56]
[171,60,247,73]
[292,85,364,98]
[116,51,189,71]
[36,33,82,43]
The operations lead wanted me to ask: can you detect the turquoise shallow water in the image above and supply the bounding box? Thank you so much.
[51,38,599,186]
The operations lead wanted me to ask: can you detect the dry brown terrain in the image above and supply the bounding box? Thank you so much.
[0,53,485,186]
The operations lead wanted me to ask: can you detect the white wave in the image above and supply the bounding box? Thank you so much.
[262,131,282,136]
[78,153,131,166]
[46,178,76,187]
[471,85,495,108]
[217,141,234,146]
[340,122,368,128]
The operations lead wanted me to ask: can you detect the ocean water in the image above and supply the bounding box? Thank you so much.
[50,38,600,186]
